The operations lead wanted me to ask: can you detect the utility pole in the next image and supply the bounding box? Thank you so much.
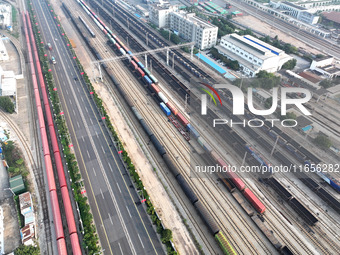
[270,136,279,157]
[145,54,148,69]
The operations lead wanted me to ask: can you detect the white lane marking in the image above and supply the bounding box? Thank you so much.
[66,90,69,95]
[68,65,70,68]
[73,109,75,115]
[108,163,113,172]
[101,145,105,153]
[116,182,121,193]
[81,97,84,102]
[138,234,144,249]
[100,188,104,199]
[69,100,72,105]
[118,243,124,255]
[82,136,85,143]
[93,167,97,176]
[77,87,80,92]
[96,133,99,139]
[87,150,90,158]
[109,213,113,225]
[126,206,132,218]
[90,118,93,124]
[77,121,80,128]
[85,107,88,113]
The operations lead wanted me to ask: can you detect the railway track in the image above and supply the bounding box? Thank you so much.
[71,2,277,252]
[0,110,54,254]
[63,1,218,252]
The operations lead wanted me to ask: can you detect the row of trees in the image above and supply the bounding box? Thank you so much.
[210,47,240,70]
[32,3,176,254]
[29,2,101,253]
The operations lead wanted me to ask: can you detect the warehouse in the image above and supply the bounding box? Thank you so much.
[216,33,293,77]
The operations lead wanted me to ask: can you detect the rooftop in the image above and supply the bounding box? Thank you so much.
[19,192,32,213]
[322,11,340,24]
[171,11,217,29]
[9,175,25,194]
[296,115,313,128]
[298,71,322,84]
[221,33,284,60]
[282,1,306,10]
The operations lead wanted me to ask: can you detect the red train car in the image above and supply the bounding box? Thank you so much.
[243,188,266,214]
[130,60,138,70]
[136,68,145,77]
[177,112,189,127]
[166,102,178,116]
[216,158,246,191]
[151,83,160,93]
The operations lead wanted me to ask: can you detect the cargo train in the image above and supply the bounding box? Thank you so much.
[24,10,82,254]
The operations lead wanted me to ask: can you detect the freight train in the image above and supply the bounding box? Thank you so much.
[73,1,299,253]
[23,10,82,254]
[80,0,268,216]
[72,1,237,253]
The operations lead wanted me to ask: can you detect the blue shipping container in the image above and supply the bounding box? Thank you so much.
[187,124,200,139]
[143,75,153,86]
[160,102,171,116]
[137,62,145,69]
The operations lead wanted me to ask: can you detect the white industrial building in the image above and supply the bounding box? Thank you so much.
[169,11,218,49]
[149,3,218,49]
[310,56,340,78]
[216,33,293,77]
[270,1,320,24]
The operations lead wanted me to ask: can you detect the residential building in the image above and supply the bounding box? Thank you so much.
[216,33,293,77]
[169,11,218,49]
[19,192,35,225]
[149,3,178,28]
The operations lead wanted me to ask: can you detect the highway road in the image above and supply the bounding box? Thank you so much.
[31,0,165,254]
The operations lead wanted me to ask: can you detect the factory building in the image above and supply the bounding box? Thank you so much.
[216,33,293,77]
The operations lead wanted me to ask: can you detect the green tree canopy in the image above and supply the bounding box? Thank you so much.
[282,59,297,70]
[0,96,15,113]
[320,79,333,89]
[14,245,40,255]
[161,229,173,243]
[313,135,332,150]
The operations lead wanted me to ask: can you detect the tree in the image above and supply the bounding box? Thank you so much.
[320,79,333,89]
[170,33,181,44]
[313,135,332,150]
[0,96,15,113]
[282,59,297,70]
[264,97,273,109]
[161,229,172,243]
[256,71,280,89]
[14,245,40,255]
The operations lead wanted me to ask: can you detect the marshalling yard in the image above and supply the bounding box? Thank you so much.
[0,0,340,254]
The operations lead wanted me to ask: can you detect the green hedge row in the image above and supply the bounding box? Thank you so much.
[27,2,100,253]
[30,1,177,253]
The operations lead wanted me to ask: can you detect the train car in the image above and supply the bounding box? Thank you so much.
[186,124,199,139]
[197,137,212,153]
[233,192,254,216]
[143,68,151,76]
[215,232,236,255]
[177,112,189,127]
[149,74,158,84]
[158,92,168,104]
[130,60,138,70]
[245,146,272,172]
[242,188,266,214]
[150,83,160,94]
[136,68,145,77]
[162,154,180,178]
[143,75,153,86]
[115,43,121,50]
[137,61,145,69]
[150,134,166,156]
[160,102,171,116]
[165,102,178,116]
[194,201,220,235]
[176,174,198,204]
[119,48,126,55]
[252,215,282,250]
